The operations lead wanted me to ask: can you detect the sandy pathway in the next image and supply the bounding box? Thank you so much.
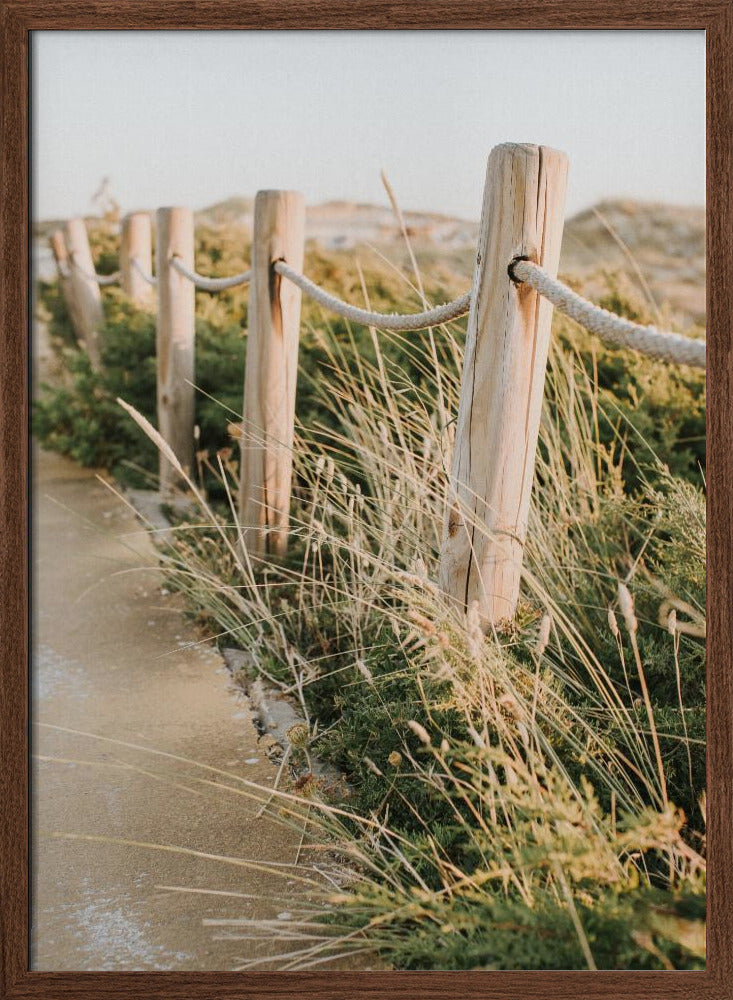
[31,448,306,971]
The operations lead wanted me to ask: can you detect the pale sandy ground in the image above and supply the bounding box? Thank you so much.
[31,307,321,971]
[31,448,316,971]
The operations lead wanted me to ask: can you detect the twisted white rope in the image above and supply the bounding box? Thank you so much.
[511,258,706,370]
[95,271,121,286]
[69,257,120,286]
[170,255,251,291]
[130,257,157,287]
[274,260,471,331]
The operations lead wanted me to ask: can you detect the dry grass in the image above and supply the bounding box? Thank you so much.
[117,290,706,969]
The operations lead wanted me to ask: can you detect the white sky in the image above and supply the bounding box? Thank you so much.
[32,30,705,222]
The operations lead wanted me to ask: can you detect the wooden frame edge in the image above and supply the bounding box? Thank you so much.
[1,3,731,997]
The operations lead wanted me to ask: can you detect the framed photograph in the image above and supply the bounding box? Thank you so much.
[1,3,731,998]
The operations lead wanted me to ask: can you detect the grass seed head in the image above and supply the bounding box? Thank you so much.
[617,581,638,634]
[407,720,431,746]
[535,613,552,656]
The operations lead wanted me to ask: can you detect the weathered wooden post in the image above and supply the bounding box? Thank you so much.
[237,190,305,558]
[49,229,85,343]
[438,143,568,628]
[120,211,153,307]
[155,207,195,494]
[65,217,104,370]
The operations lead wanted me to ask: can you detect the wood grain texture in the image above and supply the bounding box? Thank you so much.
[704,6,733,993]
[238,190,305,558]
[155,206,196,492]
[0,3,30,993]
[1,0,729,29]
[439,143,568,626]
[48,230,85,343]
[0,3,731,998]
[64,218,104,370]
[120,211,153,307]
[0,968,715,999]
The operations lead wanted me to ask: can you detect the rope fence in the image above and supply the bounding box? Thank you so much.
[274,260,472,332]
[57,228,707,366]
[70,257,121,286]
[509,257,706,370]
[70,252,704,363]
[130,257,157,287]
[50,143,706,627]
[170,255,252,291]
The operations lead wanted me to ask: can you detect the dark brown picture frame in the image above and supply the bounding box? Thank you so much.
[1,3,731,997]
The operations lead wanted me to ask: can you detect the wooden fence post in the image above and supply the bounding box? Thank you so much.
[238,190,305,559]
[120,211,153,307]
[49,229,85,344]
[155,207,195,494]
[438,143,568,628]
[65,217,104,370]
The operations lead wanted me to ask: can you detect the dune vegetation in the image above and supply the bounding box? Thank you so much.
[34,214,706,970]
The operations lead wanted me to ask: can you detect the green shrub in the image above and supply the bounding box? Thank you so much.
[34,289,247,490]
